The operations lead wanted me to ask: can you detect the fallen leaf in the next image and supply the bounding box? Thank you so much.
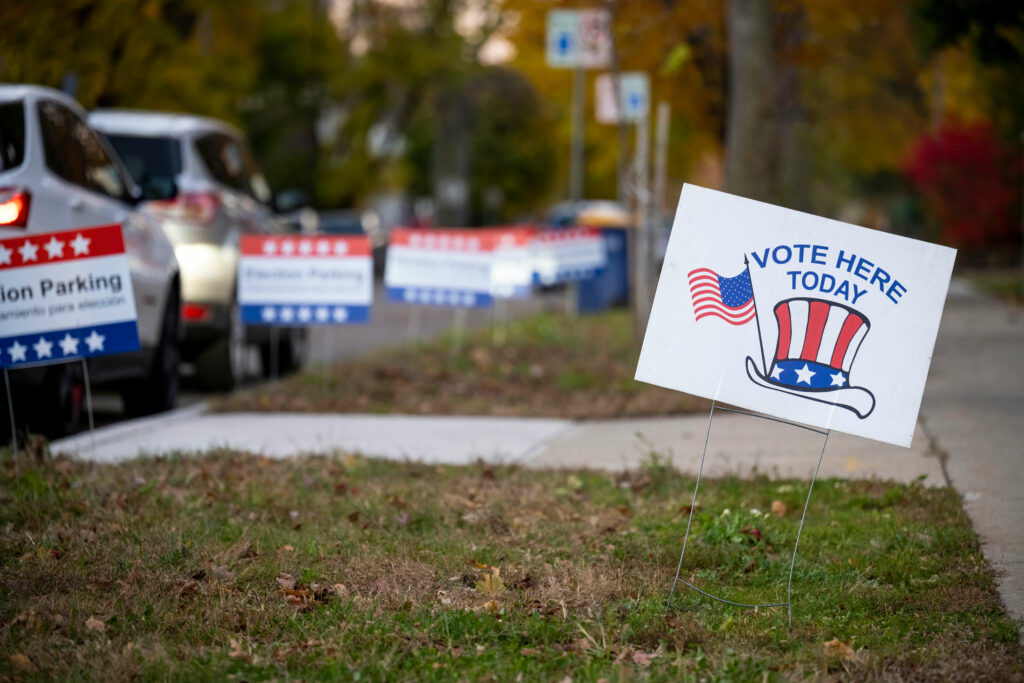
[520,647,540,656]
[276,573,297,590]
[275,544,294,558]
[332,583,348,596]
[9,653,37,673]
[228,638,249,660]
[632,650,657,667]
[85,617,107,633]
[396,511,409,526]
[823,637,855,661]
[346,510,360,524]
[771,500,788,516]
[475,573,506,596]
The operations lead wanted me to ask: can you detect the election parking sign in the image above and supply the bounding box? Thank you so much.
[0,224,140,369]
[491,228,535,300]
[636,185,956,448]
[237,235,373,325]
[532,228,607,285]
[385,228,500,308]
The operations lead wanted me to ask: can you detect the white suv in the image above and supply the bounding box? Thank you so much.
[0,85,181,436]
[90,110,305,389]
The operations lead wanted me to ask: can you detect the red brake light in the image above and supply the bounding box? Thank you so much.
[181,303,212,322]
[149,191,220,226]
[0,188,30,228]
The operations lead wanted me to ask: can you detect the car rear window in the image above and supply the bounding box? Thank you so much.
[0,101,26,171]
[105,134,182,186]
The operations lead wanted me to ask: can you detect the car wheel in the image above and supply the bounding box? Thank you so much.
[260,328,307,378]
[28,362,86,438]
[195,303,247,391]
[122,287,181,417]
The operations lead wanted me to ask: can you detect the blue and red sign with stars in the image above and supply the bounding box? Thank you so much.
[0,224,140,369]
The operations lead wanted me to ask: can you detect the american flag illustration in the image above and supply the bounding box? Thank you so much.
[688,267,756,324]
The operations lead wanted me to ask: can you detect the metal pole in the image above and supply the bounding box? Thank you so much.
[450,306,468,361]
[81,359,96,459]
[569,65,585,202]
[667,400,716,610]
[652,101,670,275]
[4,368,17,478]
[1019,130,1023,297]
[633,111,652,338]
[270,325,279,380]
[787,429,830,625]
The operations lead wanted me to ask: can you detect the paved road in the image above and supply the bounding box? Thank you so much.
[918,283,1024,632]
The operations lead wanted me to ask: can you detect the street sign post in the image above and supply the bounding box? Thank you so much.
[547,8,612,202]
[595,72,650,124]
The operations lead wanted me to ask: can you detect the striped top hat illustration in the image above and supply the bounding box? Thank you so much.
[745,297,876,418]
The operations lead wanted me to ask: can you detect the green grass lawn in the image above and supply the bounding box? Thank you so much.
[2,450,1020,681]
[213,311,709,419]
[966,270,1024,304]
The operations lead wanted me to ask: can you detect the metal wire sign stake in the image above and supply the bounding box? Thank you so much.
[666,401,831,625]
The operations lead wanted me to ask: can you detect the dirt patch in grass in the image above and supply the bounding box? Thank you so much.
[213,311,708,419]
[1,450,1021,680]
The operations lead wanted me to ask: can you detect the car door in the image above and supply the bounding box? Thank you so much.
[36,99,166,346]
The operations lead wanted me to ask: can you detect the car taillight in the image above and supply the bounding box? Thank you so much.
[0,187,30,228]
[181,303,212,322]
[149,191,220,226]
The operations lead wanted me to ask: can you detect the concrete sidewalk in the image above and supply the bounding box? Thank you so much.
[51,404,943,486]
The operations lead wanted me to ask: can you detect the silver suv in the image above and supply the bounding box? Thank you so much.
[0,86,181,436]
[90,110,305,389]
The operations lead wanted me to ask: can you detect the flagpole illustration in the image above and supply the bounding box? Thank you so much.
[744,253,767,375]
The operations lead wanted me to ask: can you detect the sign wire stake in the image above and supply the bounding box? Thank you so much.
[493,300,509,346]
[81,359,97,459]
[269,326,279,380]
[450,307,468,361]
[666,402,831,627]
[4,368,17,478]
[407,306,422,346]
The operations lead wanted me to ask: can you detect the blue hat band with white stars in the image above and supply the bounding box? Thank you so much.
[768,359,848,390]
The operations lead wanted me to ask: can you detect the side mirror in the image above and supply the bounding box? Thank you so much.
[142,177,178,202]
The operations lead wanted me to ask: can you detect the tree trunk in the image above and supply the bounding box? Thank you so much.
[724,0,776,202]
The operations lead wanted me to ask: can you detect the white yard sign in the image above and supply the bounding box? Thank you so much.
[636,185,956,448]
[0,224,140,368]
[237,235,373,325]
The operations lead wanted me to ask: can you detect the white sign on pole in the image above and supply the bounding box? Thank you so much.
[385,228,497,308]
[546,10,580,68]
[491,228,535,299]
[636,185,956,448]
[237,235,373,325]
[0,224,140,369]
[595,72,650,124]
[532,228,608,285]
[578,9,612,68]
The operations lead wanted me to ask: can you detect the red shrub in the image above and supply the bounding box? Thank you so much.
[904,121,1021,250]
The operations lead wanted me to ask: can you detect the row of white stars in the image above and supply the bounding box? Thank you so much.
[402,289,479,306]
[770,363,846,387]
[6,330,105,363]
[261,306,350,323]
[405,235,484,251]
[0,233,91,267]
[261,239,349,256]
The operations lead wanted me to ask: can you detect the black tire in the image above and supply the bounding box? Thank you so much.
[26,362,86,438]
[122,287,180,417]
[194,303,247,391]
[259,328,306,379]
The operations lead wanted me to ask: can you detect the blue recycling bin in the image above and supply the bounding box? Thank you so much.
[578,227,630,313]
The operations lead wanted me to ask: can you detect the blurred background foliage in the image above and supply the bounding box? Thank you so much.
[0,0,1021,258]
